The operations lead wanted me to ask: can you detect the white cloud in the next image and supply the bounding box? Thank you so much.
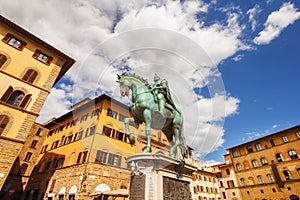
[37,88,72,123]
[247,4,261,31]
[2,0,296,160]
[254,2,300,45]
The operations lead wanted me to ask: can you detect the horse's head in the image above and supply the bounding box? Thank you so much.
[117,74,131,97]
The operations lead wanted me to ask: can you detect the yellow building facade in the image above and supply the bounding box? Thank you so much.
[0,15,75,191]
[227,125,300,200]
[23,94,170,200]
[192,168,221,200]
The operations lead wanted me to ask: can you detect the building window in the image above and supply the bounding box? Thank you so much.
[51,140,59,149]
[107,108,118,118]
[32,49,53,65]
[270,139,276,146]
[19,164,28,175]
[36,128,43,136]
[226,168,230,175]
[1,86,31,108]
[227,180,235,188]
[232,150,238,158]
[257,175,264,184]
[92,108,102,117]
[76,151,88,164]
[276,153,284,162]
[288,150,298,160]
[296,132,300,139]
[255,143,262,151]
[30,140,38,148]
[108,153,121,166]
[96,150,108,164]
[283,170,292,180]
[261,157,268,165]
[119,114,126,122]
[2,33,27,50]
[297,168,300,176]
[0,54,8,68]
[252,160,259,168]
[267,174,275,183]
[222,192,226,199]
[22,69,38,83]
[54,157,65,169]
[86,125,96,137]
[272,188,276,192]
[282,136,289,143]
[64,134,73,144]
[95,150,122,167]
[0,115,9,135]
[40,145,48,153]
[236,163,242,171]
[219,181,224,187]
[24,152,33,161]
[240,178,246,186]
[247,146,253,153]
[80,113,89,122]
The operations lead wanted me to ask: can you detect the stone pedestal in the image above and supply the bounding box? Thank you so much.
[127,153,197,200]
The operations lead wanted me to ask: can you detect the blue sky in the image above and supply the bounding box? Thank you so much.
[0,0,299,164]
[207,15,300,162]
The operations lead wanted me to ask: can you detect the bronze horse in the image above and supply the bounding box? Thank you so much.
[117,72,187,159]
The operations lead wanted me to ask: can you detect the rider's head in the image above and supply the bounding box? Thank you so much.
[154,74,160,82]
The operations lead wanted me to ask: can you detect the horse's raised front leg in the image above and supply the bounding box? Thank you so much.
[124,118,137,145]
[143,109,152,153]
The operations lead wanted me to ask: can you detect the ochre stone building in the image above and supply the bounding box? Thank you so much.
[0,14,75,192]
[22,94,171,200]
[227,125,300,200]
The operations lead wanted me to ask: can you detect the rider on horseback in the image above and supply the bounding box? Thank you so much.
[151,74,179,117]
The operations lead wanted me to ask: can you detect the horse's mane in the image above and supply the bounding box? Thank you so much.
[121,72,150,86]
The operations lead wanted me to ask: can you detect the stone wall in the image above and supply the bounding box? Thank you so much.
[0,138,23,189]
[25,162,131,200]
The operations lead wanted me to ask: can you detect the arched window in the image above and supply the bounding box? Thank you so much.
[7,90,24,106]
[267,174,275,183]
[261,157,268,165]
[0,54,7,68]
[252,160,259,168]
[257,175,264,184]
[275,153,284,162]
[1,86,31,108]
[236,163,242,171]
[283,170,292,180]
[0,115,9,135]
[297,168,300,176]
[22,69,38,83]
[240,178,246,186]
[288,150,298,160]
[19,163,28,175]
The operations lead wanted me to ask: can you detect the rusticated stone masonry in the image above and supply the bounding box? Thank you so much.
[0,138,23,188]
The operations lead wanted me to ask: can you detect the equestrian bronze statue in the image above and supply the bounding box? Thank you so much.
[117,72,187,159]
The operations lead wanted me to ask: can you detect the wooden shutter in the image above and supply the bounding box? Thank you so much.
[1,33,12,43]
[32,49,41,59]
[1,86,13,102]
[46,56,53,65]
[20,94,32,108]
